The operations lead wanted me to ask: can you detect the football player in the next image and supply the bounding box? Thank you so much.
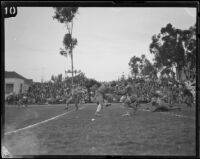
[93,84,111,116]
[65,86,83,111]
[120,82,139,116]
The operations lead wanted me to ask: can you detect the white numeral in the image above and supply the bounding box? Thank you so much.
[5,7,16,16]
[10,7,16,15]
[5,7,8,15]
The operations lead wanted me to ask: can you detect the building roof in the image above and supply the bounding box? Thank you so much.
[5,71,33,83]
[26,79,33,84]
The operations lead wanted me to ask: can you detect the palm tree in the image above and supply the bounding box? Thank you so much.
[53,7,78,87]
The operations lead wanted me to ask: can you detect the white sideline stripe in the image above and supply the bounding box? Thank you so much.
[5,105,87,136]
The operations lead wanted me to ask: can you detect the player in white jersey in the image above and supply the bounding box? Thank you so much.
[93,84,111,116]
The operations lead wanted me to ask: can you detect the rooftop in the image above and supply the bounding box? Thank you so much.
[5,71,33,83]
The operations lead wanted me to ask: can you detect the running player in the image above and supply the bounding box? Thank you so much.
[93,83,111,116]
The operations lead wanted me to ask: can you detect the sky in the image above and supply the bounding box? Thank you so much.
[5,7,196,82]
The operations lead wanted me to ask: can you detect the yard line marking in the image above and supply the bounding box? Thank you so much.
[5,105,88,135]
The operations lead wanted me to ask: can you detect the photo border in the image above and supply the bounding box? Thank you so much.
[1,1,199,158]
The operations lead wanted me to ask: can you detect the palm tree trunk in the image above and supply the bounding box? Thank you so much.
[70,20,74,88]
[71,53,74,86]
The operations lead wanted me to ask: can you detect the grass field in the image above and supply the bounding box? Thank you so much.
[3,103,196,156]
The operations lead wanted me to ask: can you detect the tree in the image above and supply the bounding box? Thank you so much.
[62,34,77,52]
[141,58,155,77]
[57,74,62,83]
[128,56,141,79]
[110,81,117,87]
[120,72,126,81]
[51,75,55,82]
[139,54,145,75]
[160,67,172,78]
[72,71,85,86]
[181,24,196,81]
[53,7,79,87]
[76,72,86,86]
[137,54,155,78]
[149,23,196,81]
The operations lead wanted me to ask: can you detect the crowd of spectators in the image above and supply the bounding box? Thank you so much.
[27,82,69,104]
[6,81,72,105]
[103,77,195,106]
[5,77,195,106]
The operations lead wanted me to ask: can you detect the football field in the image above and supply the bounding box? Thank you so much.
[3,103,196,156]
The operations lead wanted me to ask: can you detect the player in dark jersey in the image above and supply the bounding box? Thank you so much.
[151,91,181,112]
[65,86,83,111]
[18,93,28,108]
[120,82,139,116]
[182,88,194,107]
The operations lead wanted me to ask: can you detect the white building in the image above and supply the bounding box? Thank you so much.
[5,71,33,97]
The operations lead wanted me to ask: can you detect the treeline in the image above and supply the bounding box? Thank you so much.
[129,23,196,82]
